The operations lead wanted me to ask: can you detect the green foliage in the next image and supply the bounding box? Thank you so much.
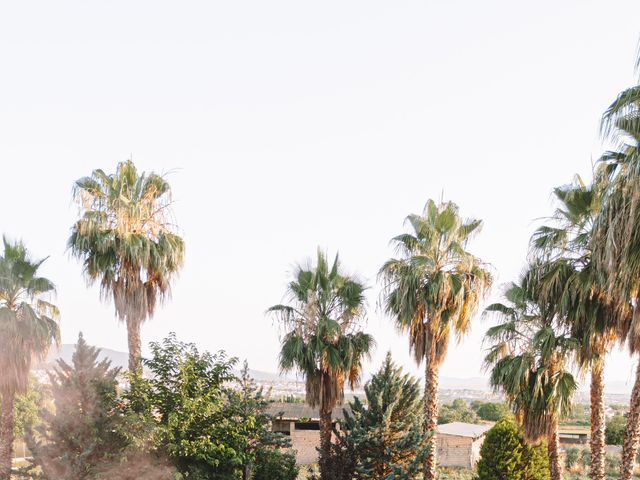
[605,453,621,476]
[483,268,577,444]
[437,468,476,480]
[605,414,627,446]
[522,442,551,480]
[26,334,173,479]
[471,401,510,422]
[321,353,430,480]
[438,399,479,424]
[565,447,582,470]
[477,417,549,480]
[252,448,298,480]
[125,334,294,480]
[477,418,524,480]
[13,378,44,438]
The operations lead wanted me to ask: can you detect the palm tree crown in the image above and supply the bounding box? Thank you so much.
[69,159,184,371]
[0,237,59,479]
[379,199,492,367]
[484,271,577,443]
[484,267,576,480]
[0,237,60,393]
[269,250,374,409]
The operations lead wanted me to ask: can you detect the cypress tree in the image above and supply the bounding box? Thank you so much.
[26,334,177,479]
[477,417,550,480]
[26,333,124,479]
[338,352,430,479]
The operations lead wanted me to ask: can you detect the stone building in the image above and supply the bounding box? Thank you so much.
[436,422,491,469]
[266,402,348,465]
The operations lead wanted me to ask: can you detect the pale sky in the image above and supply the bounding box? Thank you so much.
[2,1,640,392]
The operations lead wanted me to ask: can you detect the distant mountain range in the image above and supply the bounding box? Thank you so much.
[45,344,130,370]
[42,344,633,397]
[42,344,300,382]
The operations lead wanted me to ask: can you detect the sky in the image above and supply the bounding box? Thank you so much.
[1,1,640,392]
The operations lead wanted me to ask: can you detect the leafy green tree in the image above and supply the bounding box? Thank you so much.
[253,449,298,480]
[606,415,627,446]
[268,250,374,480]
[69,160,185,373]
[379,199,492,480]
[26,333,147,480]
[438,400,479,424]
[125,334,247,479]
[484,269,577,480]
[13,377,44,440]
[472,401,510,422]
[0,237,59,478]
[336,352,430,479]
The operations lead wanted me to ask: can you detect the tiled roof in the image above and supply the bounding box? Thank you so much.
[436,422,491,439]
[266,402,350,421]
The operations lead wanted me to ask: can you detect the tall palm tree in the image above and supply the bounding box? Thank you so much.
[379,199,492,480]
[592,66,640,480]
[69,160,185,373]
[268,250,374,480]
[532,178,626,480]
[484,270,577,480]
[0,237,59,479]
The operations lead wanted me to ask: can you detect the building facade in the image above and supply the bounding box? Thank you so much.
[436,422,491,469]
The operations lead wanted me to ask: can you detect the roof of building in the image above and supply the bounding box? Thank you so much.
[266,402,350,421]
[436,422,491,439]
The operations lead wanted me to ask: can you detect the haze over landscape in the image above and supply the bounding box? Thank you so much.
[3,0,640,392]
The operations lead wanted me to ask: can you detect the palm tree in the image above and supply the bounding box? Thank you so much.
[532,178,627,480]
[483,270,577,480]
[0,237,59,479]
[69,160,185,373]
[592,66,640,480]
[379,199,492,480]
[268,250,374,480]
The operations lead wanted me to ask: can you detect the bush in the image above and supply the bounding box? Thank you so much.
[472,401,510,422]
[565,448,581,469]
[477,417,549,480]
[439,399,480,424]
[253,448,298,480]
[124,334,291,480]
[477,418,524,480]
[605,415,626,446]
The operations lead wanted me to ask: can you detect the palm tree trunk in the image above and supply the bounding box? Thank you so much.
[547,422,562,480]
[0,389,16,480]
[318,406,333,480]
[126,316,142,374]
[620,359,640,480]
[590,358,606,480]
[424,350,439,480]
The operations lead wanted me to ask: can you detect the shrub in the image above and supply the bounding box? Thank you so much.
[253,448,298,480]
[477,418,524,480]
[477,417,550,480]
[605,415,626,446]
[472,401,510,422]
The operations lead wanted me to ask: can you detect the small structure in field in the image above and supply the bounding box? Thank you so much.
[266,402,348,465]
[436,422,491,469]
